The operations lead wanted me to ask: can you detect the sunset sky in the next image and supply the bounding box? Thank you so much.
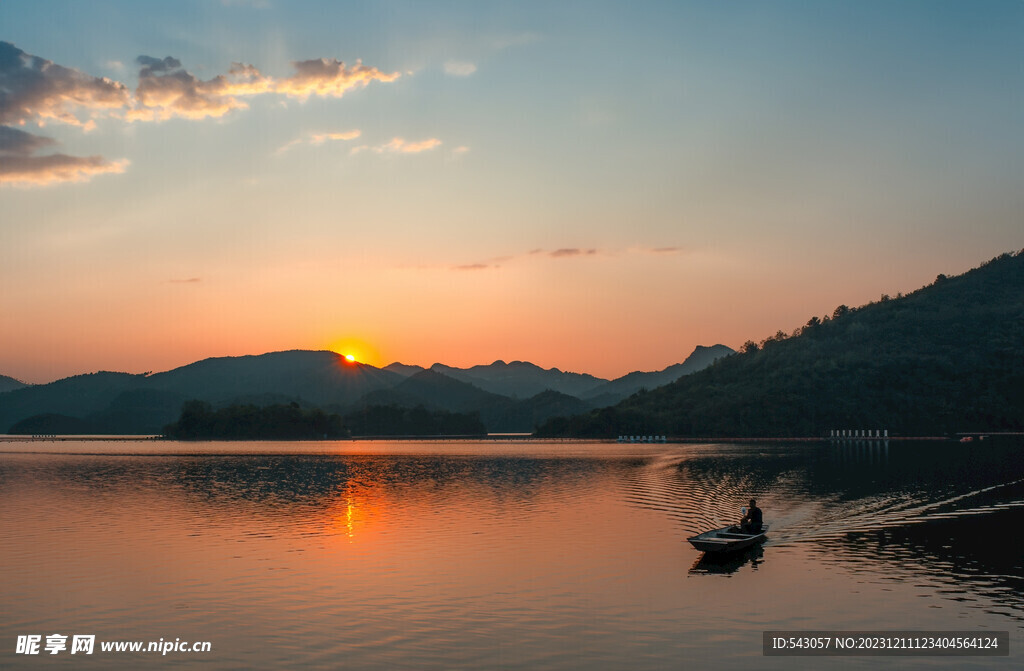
[2,1,1022,384]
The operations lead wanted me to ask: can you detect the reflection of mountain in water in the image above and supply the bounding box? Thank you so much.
[23,453,610,518]
[622,440,1024,614]
[166,455,603,508]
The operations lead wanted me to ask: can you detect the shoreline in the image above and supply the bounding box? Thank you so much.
[2,433,1022,443]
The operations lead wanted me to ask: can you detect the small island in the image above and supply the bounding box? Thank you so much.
[162,400,486,440]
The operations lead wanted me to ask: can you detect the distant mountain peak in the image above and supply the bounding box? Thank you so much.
[579,344,735,404]
[0,374,30,393]
[383,362,425,378]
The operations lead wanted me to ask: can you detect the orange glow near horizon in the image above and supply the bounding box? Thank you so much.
[326,337,381,368]
[3,9,1022,389]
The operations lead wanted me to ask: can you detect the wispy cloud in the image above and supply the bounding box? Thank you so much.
[526,247,599,258]
[0,115,126,187]
[309,130,361,144]
[444,60,477,77]
[277,129,361,154]
[275,58,400,100]
[352,137,442,155]
[385,137,441,153]
[443,246,687,272]
[0,152,128,187]
[169,277,203,284]
[126,55,399,121]
[549,248,597,258]
[446,249,601,272]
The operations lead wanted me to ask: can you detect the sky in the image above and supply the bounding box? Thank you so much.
[2,1,1022,384]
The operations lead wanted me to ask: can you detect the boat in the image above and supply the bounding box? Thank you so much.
[687,524,769,553]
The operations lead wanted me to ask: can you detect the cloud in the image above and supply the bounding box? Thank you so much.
[128,55,399,121]
[0,152,128,187]
[442,246,693,273]
[444,60,477,77]
[0,123,126,187]
[436,248,612,273]
[275,58,400,100]
[451,254,513,271]
[624,246,687,256]
[0,43,129,186]
[0,125,56,155]
[310,130,361,144]
[128,57,273,121]
[0,41,402,185]
[383,137,441,153]
[352,137,442,155]
[169,277,202,283]
[0,41,130,127]
[2,41,401,126]
[549,248,597,258]
[452,246,682,269]
[277,129,361,153]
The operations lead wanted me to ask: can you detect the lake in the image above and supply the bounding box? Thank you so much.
[1,439,1021,669]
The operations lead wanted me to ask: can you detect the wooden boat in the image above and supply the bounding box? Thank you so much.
[687,524,769,553]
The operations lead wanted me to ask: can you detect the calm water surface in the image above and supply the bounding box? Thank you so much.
[1,439,1022,669]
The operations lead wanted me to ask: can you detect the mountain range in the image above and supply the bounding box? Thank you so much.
[0,345,733,435]
[0,375,27,394]
[539,251,1024,438]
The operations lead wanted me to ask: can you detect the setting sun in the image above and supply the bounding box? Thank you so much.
[326,337,381,367]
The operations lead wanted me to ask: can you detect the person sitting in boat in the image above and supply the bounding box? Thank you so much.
[739,498,762,533]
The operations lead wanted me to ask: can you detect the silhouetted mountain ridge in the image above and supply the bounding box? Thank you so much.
[146,350,400,405]
[2,346,733,435]
[581,344,734,402]
[538,251,1024,438]
[382,362,426,378]
[427,360,606,398]
[0,374,28,393]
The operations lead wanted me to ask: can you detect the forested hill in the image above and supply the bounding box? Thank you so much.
[0,374,27,393]
[538,251,1024,438]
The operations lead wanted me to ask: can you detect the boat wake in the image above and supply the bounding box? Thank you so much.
[619,445,1024,545]
[620,449,773,536]
[775,479,1024,545]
